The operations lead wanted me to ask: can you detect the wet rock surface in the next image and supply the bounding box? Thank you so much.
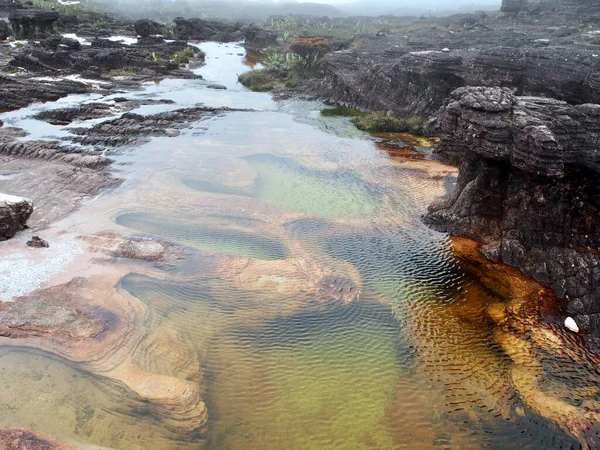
[67,106,241,147]
[424,86,600,333]
[0,74,91,111]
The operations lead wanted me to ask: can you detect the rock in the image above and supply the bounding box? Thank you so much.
[26,235,49,248]
[241,25,278,51]
[502,0,600,19]
[67,106,238,147]
[0,426,78,449]
[0,21,8,41]
[300,27,600,117]
[9,9,59,39]
[134,18,168,39]
[424,86,600,333]
[0,193,32,240]
[173,17,243,42]
[565,316,579,333]
[0,74,91,111]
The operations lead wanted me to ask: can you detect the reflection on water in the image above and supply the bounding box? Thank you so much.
[0,41,584,450]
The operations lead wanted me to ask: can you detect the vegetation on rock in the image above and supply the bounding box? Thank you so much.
[352,111,426,135]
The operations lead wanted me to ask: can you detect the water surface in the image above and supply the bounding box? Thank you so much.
[0,41,582,450]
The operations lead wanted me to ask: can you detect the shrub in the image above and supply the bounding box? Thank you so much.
[320,106,362,117]
[238,69,276,92]
[170,47,196,65]
[351,111,426,134]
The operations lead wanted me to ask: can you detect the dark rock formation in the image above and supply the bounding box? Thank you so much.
[68,107,237,147]
[0,192,32,240]
[241,25,278,51]
[26,235,48,247]
[9,9,59,39]
[173,17,243,42]
[303,36,600,117]
[8,38,200,80]
[0,21,9,40]
[0,74,91,111]
[33,98,175,124]
[134,18,168,38]
[501,0,600,19]
[424,86,600,332]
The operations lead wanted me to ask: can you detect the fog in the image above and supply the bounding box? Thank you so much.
[89,0,502,22]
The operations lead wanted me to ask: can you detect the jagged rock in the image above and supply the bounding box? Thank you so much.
[26,235,48,247]
[173,17,243,42]
[241,25,278,51]
[134,19,168,38]
[424,86,600,333]
[68,107,237,147]
[501,0,600,18]
[9,9,59,39]
[9,38,199,80]
[0,193,32,240]
[300,29,600,117]
[0,21,8,40]
[0,74,91,111]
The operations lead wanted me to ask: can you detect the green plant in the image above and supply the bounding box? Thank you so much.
[320,106,362,117]
[352,111,426,135]
[238,69,276,92]
[170,47,196,65]
[151,52,159,62]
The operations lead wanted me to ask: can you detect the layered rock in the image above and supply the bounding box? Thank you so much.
[9,9,59,39]
[0,193,32,239]
[424,86,600,332]
[501,0,600,19]
[0,74,91,111]
[173,17,243,42]
[301,24,600,115]
[0,274,208,441]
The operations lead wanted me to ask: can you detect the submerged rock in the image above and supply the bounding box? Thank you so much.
[0,193,32,240]
[0,426,79,449]
[424,86,600,333]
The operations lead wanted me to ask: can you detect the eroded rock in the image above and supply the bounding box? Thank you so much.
[424,86,600,333]
[0,193,32,240]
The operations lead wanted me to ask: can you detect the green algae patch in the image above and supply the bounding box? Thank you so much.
[115,212,286,260]
[244,153,380,218]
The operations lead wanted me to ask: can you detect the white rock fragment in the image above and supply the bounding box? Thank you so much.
[565,316,579,333]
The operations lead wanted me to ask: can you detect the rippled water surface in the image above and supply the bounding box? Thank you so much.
[0,42,582,449]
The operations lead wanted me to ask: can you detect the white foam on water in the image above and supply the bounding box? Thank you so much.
[62,33,91,45]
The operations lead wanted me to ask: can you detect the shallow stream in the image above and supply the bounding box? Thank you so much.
[0,42,583,449]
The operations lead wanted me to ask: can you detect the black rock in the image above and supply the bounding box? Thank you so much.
[26,236,49,248]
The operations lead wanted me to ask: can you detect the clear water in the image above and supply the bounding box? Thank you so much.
[0,42,584,449]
